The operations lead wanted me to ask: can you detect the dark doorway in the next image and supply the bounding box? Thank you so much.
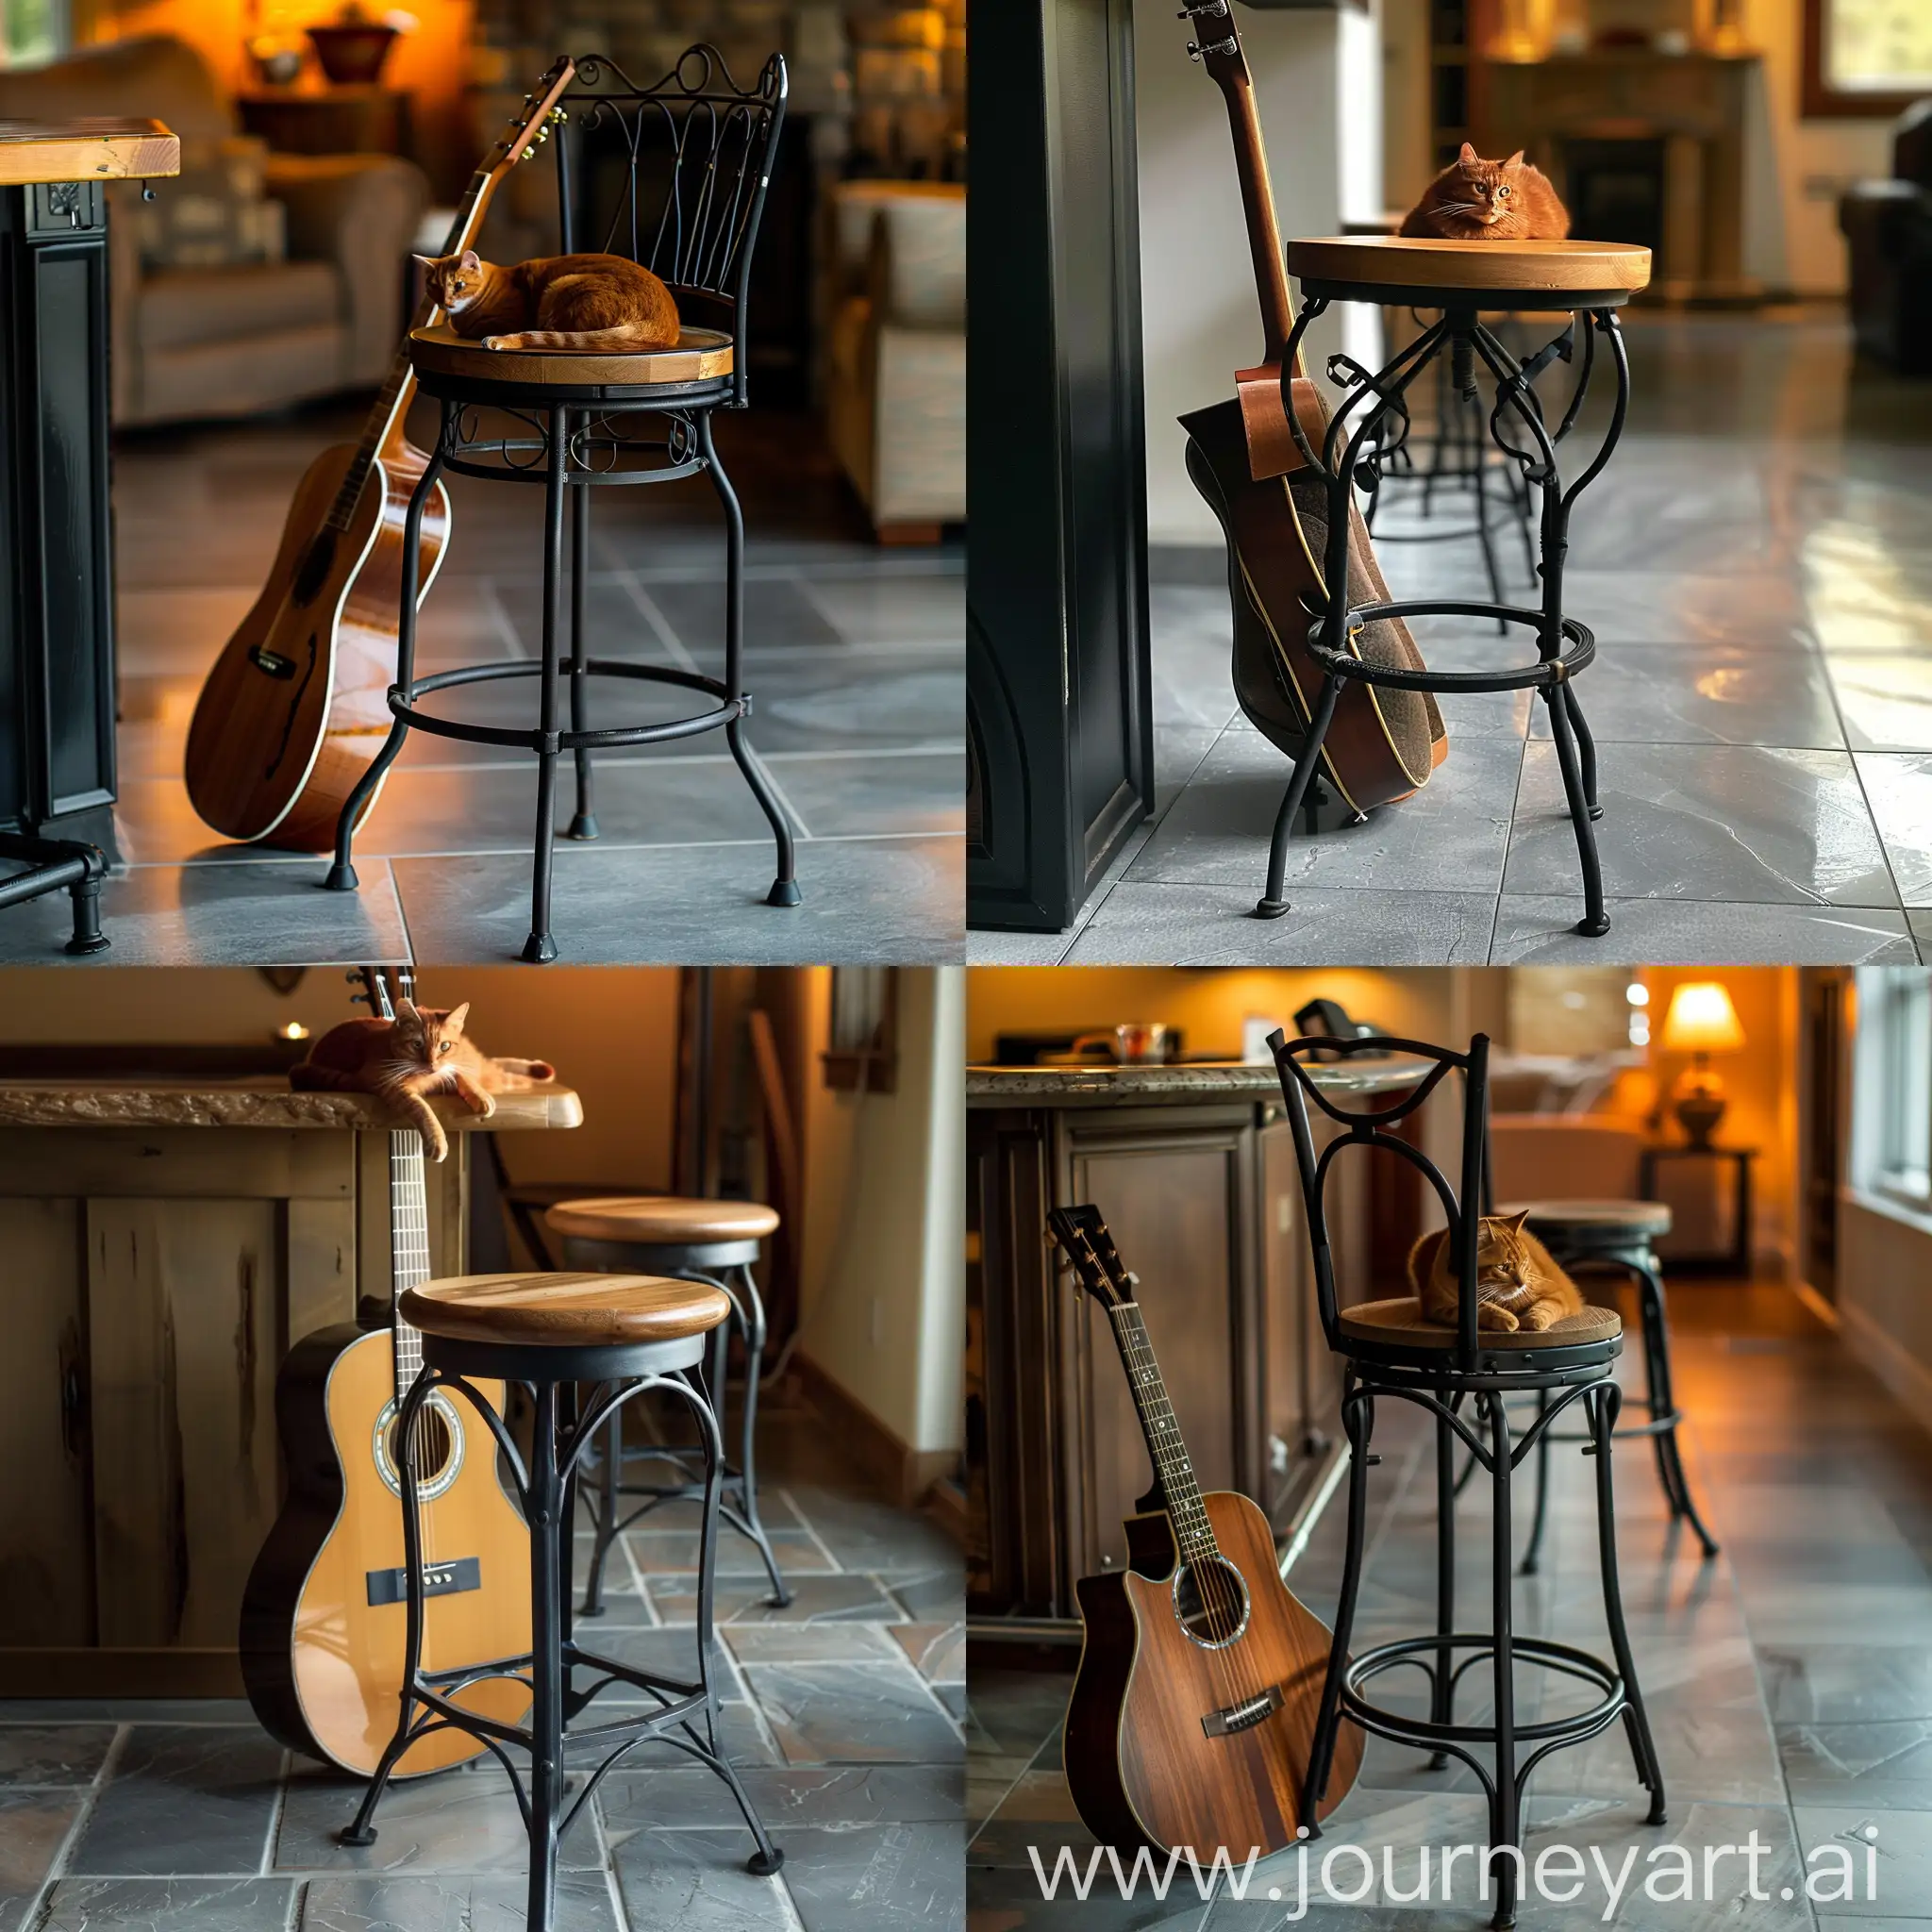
[1561,137,1667,257]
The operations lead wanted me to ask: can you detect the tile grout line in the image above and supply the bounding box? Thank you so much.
[22,1720,132,1929]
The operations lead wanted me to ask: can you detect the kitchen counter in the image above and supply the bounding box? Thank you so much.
[966,1057,1427,1105]
[0,1076,583,1132]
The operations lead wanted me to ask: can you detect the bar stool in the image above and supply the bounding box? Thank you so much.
[1272,1030,1664,1932]
[1496,1200,1721,1574]
[341,1271,783,1929]
[545,1196,791,1613]
[1256,235,1652,937]
[322,48,801,963]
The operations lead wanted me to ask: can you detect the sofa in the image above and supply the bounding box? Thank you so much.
[825,180,964,541]
[1840,99,1932,377]
[0,36,427,425]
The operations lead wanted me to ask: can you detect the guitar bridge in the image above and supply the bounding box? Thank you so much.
[1202,1683,1285,1739]
[249,646,297,679]
[366,1556,481,1606]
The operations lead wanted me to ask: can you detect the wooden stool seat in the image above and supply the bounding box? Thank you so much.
[545,1195,780,1246]
[1288,236,1652,308]
[1337,1295,1623,1351]
[400,1271,731,1348]
[1503,1198,1674,1240]
[408,322,734,391]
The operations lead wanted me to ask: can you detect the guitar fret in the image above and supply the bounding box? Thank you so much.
[1108,1305,1217,1559]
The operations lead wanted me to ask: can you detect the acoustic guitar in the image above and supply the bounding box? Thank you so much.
[240,966,532,1776]
[1048,1205,1360,1857]
[1174,1,1445,818]
[184,62,576,852]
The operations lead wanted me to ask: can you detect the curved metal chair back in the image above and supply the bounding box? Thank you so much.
[1268,1028,1491,1371]
[558,44,788,406]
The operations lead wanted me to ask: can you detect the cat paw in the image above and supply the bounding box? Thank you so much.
[481,335,510,351]
[475,1092,498,1119]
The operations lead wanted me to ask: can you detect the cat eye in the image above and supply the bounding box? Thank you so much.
[439,1041,454,1053]
[1497,187,1509,198]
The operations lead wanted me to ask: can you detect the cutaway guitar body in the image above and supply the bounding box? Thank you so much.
[1068,1492,1360,1857]
[241,1324,532,1776]
[186,446,450,849]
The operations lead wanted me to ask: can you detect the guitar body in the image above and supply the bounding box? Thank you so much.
[241,1323,531,1776]
[1066,1491,1361,1857]
[185,443,451,850]
[1181,398,1444,815]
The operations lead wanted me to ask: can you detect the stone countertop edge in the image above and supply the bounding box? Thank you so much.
[0,1079,583,1131]
[965,1058,1429,1104]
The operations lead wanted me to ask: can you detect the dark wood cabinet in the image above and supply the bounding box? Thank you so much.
[967,1080,1380,1626]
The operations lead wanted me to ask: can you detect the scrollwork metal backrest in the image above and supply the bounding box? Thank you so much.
[559,45,788,407]
[1269,1029,1491,1371]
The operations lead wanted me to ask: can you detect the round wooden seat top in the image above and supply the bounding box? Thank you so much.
[400,1272,731,1348]
[1287,236,1651,307]
[1503,1198,1674,1238]
[545,1195,780,1246]
[1337,1295,1623,1351]
[408,322,734,390]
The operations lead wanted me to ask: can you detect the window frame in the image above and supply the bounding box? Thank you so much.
[1852,968,1932,1220]
[1802,0,1928,120]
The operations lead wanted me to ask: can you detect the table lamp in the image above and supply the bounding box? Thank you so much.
[1659,980,1744,1147]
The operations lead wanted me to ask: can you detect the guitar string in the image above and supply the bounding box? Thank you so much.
[1109,1302,1254,1715]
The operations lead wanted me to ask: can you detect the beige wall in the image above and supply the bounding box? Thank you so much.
[797,967,964,1458]
[1838,1197,1932,1436]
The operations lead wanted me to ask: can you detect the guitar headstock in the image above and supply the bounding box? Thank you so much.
[488,57,576,174]
[1047,1205,1139,1312]
[349,965,418,1025]
[1178,0,1248,83]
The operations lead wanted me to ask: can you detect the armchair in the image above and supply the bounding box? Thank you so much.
[1840,99,1932,377]
[0,35,427,424]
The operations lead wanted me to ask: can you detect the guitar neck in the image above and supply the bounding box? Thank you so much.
[321,158,508,534]
[389,1127,433,1396]
[1107,1303,1219,1562]
[1195,9,1300,374]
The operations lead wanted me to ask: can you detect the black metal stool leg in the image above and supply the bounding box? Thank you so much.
[1635,1257,1720,1557]
[578,1411,624,1617]
[523,407,569,964]
[326,423,447,894]
[566,481,599,842]
[1588,1382,1668,1825]
[1561,684,1603,819]
[696,410,800,909]
[1302,1382,1372,1831]
[66,859,108,956]
[730,1264,791,1607]
[1520,1389,1552,1577]
[1543,683,1610,938]
[525,1379,565,1931]
[340,1372,436,1846]
[1485,1391,1520,1932]
[1427,1408,1456,1768]
[1256,672,1344,920]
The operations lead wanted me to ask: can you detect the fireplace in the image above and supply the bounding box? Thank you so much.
[1485,51,1761,304]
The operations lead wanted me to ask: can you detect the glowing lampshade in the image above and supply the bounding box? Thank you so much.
[1659,982,1744,1056]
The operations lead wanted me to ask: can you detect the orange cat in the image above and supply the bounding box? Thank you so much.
[290,999,556,1162]
[416,247,680,353]
[1401,144,1570,242]
[1408,1210,1586,1333]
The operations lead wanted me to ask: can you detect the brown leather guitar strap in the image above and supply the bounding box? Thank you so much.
[1235,366,1327,482]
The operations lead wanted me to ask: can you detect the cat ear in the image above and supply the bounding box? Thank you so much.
[1505,150,1525,169]
[412,254,441,271]
[458,249,481,271]
[1506,1208,1532,1232]
[395,997,421,1031]
[1458,142,1478,165]
[444,1002,470,1038]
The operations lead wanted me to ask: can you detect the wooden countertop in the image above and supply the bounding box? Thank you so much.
[966,1058,1429,1106]
[0,1078,582,1132]
[0,119,180,186]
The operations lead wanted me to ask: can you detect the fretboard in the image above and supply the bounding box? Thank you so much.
[1108,1303,1219,1562]
[389,1127,432,1396]
[322,164,496,535]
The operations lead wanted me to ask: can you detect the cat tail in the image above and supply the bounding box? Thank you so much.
[491,1057,556,1082]
[484,325,671,354]
[384,1083,450,1163]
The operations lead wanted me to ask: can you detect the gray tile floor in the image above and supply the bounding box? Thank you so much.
[969,1283,1932,1926]
[2,1409,965,1931]
[2,408,962,966]
[970,309,1932,965]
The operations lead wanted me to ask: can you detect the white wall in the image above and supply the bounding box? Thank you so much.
[1135,0,1386,547]
[797,968,964,1459]
[1838,1196,1932,1438]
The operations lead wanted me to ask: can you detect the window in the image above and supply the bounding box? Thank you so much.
[1853,968,1932,1215]
[1803,0,1932,119]
[0,0,60,69]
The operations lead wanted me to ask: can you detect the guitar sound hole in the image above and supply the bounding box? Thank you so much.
[383,1404,458,1490]
[1173,1556,1251,1648]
